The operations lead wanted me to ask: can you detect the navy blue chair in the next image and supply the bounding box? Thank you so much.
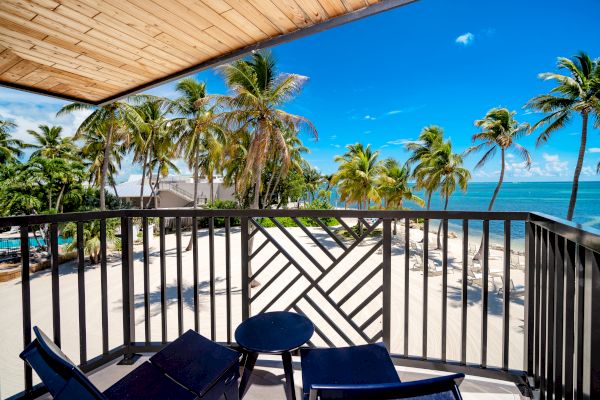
[20,327,240,400]
[300,343,464,400]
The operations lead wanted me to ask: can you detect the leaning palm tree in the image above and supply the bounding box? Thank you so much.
[405,126,444,209]
[417,141,470,248]
[27,125,77,160]
[57,100,142,210]
[466,108,530,259]
[525,52,600,221]
[466,108,531,211]
[147,129,180,209]
[0,118,25,164]
[377,158,424,234]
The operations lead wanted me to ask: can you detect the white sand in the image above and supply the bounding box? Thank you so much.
[0,220,526,399]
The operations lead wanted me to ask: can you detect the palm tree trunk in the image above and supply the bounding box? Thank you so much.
[100,122,113,211]
[426,191,433,210]
[153,174,160,209]
[186,159,200,252]
[487,149,505,211]
[248,175,261,287]
[474,149,506,260]
[437,195,449,249]
[145,168,154,209]
[55,184,66,211]
[210,176,214,203]
[139,151,148,209]
[567,112,588,221]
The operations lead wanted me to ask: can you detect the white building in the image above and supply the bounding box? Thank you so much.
[115,175,236,208]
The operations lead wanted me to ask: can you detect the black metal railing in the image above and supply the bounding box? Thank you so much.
[1,209,598,400]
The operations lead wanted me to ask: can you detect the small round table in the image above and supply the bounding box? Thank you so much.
[235,311,314,400]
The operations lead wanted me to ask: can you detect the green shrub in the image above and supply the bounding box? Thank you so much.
[199,199,241,228]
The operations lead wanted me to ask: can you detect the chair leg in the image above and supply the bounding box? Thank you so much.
[224,380,240,400]
[282,351,296,400]
[238,352,258,399]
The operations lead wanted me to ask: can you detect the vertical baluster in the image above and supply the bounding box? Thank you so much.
[159,217,167,343]
[404,217,410,356]
[382,218,392,350]
[192,217,199,332]
[582,249,600,398]
[441,219,448,362]
[502,220,511,370]
[481,220,489,368]
[50,223,61,347]
[461,220,468,365]
[209,217,216,341]
[176,217,183,336]
[546,231,556,399]
[540,228,548,398]
[20,225,32,392]
[100,219,108,354]
[241,217,249,321]
[563,239,576,399]
[422,219,429,359]
[77,221,87,364]
[553,234,565,399]
[142,217,150,343]
[120,217,135,362]
[225,217,232,344]
[524,221,535,376]
[574,244,584,400]
[534,226,542,388]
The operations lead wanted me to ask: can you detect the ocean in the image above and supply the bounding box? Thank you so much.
[330,181,600,247]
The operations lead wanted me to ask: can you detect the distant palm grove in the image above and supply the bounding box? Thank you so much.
[0,51,598,224]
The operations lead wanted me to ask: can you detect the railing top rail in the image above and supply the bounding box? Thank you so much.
[0,209,530,227]
[528,212,600,253]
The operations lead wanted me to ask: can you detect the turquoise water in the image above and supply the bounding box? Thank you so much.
[331,181,600,242]
[0,236,72,249]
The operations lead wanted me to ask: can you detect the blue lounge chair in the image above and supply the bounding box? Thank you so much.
[20,327,240,400]
[300,343,464,400]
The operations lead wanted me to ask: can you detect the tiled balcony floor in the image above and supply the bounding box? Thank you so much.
[37,353,526,399]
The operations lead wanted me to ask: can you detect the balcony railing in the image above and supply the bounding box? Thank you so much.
[1,209,598,399]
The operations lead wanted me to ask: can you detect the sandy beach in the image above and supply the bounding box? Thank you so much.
[0,220,526,399]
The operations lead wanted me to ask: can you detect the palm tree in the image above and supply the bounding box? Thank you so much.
[204,51,317,209]
[0,118,25,164]
[377,158,424,234]
[27,125,77,160]
[130,95,173,208]
[57,100,142,210]
[302,163,322,203]
[63,218,119,264]
[466,108,531,211]
[147,125,180,209]
[525,52,600,221]
[417,141,470,248]
[79,121,127,200]
[333,144,382,210]
[405,126,444,209]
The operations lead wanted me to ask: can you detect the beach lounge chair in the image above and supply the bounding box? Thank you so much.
[413,256,445,276]
[300,342,464,400]
[496,278,526,297]
[20,327,240,400]
[510,253,523,270]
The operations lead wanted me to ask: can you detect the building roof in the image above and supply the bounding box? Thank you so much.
[0,0,414,105]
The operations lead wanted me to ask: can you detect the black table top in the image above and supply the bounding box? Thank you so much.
[235,311,314,354]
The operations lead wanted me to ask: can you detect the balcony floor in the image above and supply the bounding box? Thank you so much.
[35,353,525,400]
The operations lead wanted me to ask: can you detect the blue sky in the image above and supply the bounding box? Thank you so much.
[1,0,599,182]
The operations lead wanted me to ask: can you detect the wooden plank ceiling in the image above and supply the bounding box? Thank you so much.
[0,0,414,105]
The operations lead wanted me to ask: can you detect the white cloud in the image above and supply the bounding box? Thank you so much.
[364,115,376,120]
[588,147,600,153]
[386,138,412,145]
[386,110,403,115]
[506,153,515,159]
[331,144,341,148]
[455,32,474,46]
[542,153,559,162]
[329,135,337,140]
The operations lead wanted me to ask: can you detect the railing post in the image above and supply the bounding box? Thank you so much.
[524,220,535,378]
[241,217,250,321]
[119,216,138,365]
[582,249,600,397]
[382,218,392,350]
